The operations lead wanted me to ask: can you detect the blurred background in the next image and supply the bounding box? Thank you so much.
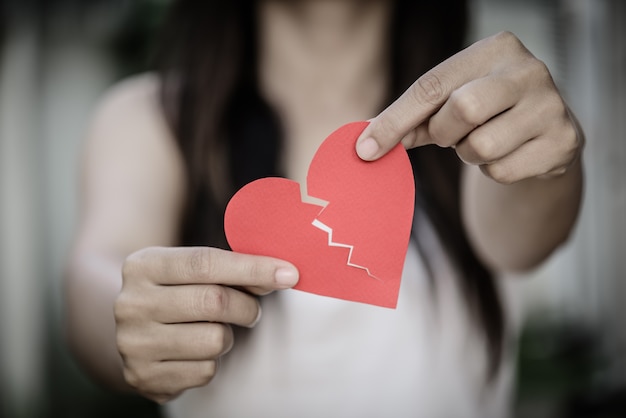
[0,0,624,417]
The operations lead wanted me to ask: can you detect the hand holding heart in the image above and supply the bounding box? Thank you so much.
[114,121,412,404]
[114,246,299,404]
[357,31,583,182]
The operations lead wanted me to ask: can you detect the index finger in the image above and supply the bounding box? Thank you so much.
[123,246,299,290]
[356,37,491,161]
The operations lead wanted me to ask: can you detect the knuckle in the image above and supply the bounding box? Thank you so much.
[114,287,152,324]
[553,167,568,176]
[113,291,140,324]
[561,122,580,154]
[121,259,135,282]
[427,120,456,148]
[539,91,566,117]
[122,363,146,390]
[122,248,149,281]
[449,89,484,126]
[196,285,229,319]
[545,167,568,178]
[115,327,144,359]
[122,367,138,388]
[115,332,131,357]
[525,58,552,85]
[513,58,548,86]
[113,296,129,324]
[245,259,269,284]
[188,247,215,278]
[544,112,580,165]
[484,163,516,185]
[493,31,524,51]
[124,362,190,403]
[123,366,165,399]
[467,132,498,162]
[414,72,446,106]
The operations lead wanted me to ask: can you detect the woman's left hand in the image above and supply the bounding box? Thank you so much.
[356,31,582,184]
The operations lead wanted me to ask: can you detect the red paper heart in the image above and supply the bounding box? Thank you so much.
[224,121,414,308]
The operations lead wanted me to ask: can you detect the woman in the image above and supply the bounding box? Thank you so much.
[65,0,583,417]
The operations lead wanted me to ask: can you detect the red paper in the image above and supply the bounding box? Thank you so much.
[224,121,414,308]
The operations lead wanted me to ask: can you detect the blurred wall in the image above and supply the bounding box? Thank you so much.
[561,0,626,385]
[0,2,125,416]
[473,0,626,402]
[0,9,46,417]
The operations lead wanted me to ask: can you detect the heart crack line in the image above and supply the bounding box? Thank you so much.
[311,219,382,281]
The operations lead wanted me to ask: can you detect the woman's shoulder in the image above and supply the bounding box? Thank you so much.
[77,72,186,260]
[93,72,163,125]
[86,72,179,154]
[83,72,186,204]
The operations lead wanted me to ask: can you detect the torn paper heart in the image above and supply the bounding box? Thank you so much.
[224,121,414,308]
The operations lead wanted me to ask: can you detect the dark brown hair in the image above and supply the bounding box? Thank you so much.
[158,0,504,377]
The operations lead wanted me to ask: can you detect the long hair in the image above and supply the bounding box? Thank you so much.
[157,0,504,377]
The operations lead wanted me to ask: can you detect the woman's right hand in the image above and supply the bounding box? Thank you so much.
[114,246,299,404]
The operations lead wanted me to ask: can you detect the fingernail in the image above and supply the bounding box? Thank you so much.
[275,267,299,288]
[248,302,262,328]
[356,137,380,160]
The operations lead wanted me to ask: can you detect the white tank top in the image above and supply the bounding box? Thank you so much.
[165,213,516,418]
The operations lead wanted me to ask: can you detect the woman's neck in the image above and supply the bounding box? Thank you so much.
[258,0,393,184]
[258,0,392,124]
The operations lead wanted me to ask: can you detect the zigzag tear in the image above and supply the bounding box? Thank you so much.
[311,219,381,281]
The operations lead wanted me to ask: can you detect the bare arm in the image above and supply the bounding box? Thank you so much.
[64,74,187,389]
[461,157,582,272]
[356,32,584,273]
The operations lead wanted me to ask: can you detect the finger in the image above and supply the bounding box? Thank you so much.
[480,133,576,184]
[427,75,520,148]
[124,246,299,290]
[124,360,217,402]
[118,322,233,362]
[160,323,234,361]
[454,103,546,165]
[151,284,262,327]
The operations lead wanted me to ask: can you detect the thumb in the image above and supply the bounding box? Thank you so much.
[356,72,449,161]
